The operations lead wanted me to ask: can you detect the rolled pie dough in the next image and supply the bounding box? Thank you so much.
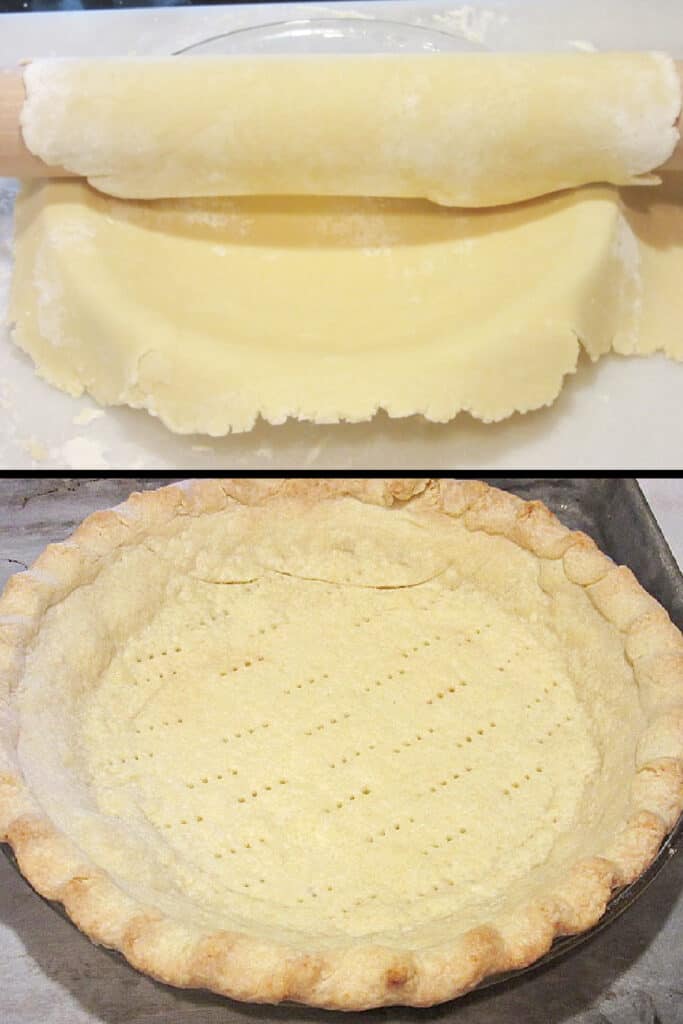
[8,54,683,436]
[20,54,680,206]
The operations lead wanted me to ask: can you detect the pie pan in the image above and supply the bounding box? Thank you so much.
[0,478,682,1010]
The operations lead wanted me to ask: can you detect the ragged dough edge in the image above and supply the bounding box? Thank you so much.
[0,478,681,1010]
[7,319,581,436]
[5,334,578,436]
[104,337,578,435]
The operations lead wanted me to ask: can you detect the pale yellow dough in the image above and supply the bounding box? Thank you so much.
[20,54,680,206]
[7,182,650,435]
[10,54,683,434]
[619,172,683,360]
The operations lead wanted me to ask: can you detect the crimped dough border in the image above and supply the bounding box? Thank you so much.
[0,478,681,1010]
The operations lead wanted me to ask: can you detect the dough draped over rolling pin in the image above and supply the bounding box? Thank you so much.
[20,53,681,206]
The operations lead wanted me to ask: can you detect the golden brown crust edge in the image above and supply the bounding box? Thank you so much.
[0,477,681,1011]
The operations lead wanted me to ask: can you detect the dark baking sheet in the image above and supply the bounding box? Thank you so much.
[2,476,682,1012]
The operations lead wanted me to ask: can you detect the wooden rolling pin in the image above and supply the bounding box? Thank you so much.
[1,62,682,180]
[0,68,72,178]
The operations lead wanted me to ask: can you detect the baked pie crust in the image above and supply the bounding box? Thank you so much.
[0,478,682,1009]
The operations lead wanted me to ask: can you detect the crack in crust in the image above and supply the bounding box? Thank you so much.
[0,478,681,1010]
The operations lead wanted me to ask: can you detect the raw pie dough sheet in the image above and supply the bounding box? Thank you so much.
[8,54,683,435]
[9,178,683,435]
